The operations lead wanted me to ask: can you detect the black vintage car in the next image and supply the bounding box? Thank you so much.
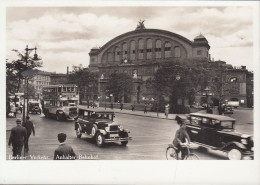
[224,105,233,114]
[28,102,41,114]
[185,113,253,160]
[74,105,131,147]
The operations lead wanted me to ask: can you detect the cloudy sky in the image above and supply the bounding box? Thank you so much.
[6,6,254,73]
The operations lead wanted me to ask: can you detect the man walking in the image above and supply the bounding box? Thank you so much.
[23,116,35,153]
[8,118,27,159]
[54,133,76,160]
[165,103,170,119]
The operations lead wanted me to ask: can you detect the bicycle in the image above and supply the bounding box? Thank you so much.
[166,142,199,160]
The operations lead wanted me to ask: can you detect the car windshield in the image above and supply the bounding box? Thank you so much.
[221,121,233,129]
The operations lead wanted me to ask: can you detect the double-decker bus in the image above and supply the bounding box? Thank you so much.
[42,84,79,121]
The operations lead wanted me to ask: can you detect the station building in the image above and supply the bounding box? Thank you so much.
[89,22,253,107]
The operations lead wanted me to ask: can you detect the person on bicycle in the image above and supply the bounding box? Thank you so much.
[173,115,191,160]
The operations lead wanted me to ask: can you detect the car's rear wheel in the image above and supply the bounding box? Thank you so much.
[228,147,242,160]
[76,127,82,138]
[96,133,104,147]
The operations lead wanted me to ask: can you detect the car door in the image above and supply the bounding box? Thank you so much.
[186,116,202,143]
[80,111,90,133]
[200,118,221,147]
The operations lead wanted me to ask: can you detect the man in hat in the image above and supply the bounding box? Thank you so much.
[172,115,191,160]
[8,118,27,159]
[54,133,76,160]
[23,116,35,153]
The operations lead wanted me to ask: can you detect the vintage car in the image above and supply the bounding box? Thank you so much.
[224,105,233,114]
[74,105,131,147]
[28,102,41,114]
[185,113,253,160]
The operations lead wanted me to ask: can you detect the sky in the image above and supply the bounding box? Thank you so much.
[6,6,254,73]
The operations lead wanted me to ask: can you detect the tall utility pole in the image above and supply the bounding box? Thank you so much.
[13,45,41,123]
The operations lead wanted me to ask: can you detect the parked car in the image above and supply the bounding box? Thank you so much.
[185,113,253,160]
[227,101,239,108]
[74,105,131,147]
[28,102,41,114]
[224,105,233,114]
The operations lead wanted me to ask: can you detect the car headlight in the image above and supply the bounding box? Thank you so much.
[118,125,124,131]
[105,127,110,132]
[241,139,248,145]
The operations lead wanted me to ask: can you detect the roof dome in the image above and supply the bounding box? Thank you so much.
[194,33,207,40]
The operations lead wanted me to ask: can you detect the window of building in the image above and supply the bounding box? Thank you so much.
[122,43,127,59]
[165,42,171,58]
[155,40,162,58]
[130,40,136,60]
[107,52,113,62]
[174,46,181,58]
[146,39,152,59]
[115,47,120,62]
[138,39,144,59]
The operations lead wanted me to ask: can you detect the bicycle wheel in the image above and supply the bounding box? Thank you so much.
[185,153,200,160]
[166,147,178,160]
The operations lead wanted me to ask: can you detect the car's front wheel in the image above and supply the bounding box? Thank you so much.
[96,133,104,147]
[121,132,129,146]
[228,147,242,160]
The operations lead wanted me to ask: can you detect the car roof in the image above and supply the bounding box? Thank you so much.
[77,105,114,113]
[190,113,236,121]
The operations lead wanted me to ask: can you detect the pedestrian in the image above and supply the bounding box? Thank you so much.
[22,116,35,153]
[54,133,76,160]
[8,118,27,159]
[218,104,223,115]
[165,103,170,119]
[131,104,135,111]
[144,104,147,114]
[120,103,123,110]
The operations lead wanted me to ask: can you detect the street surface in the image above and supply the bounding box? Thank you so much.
[6,107,253,160]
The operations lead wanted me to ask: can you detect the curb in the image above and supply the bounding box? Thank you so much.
[113,110,176,120]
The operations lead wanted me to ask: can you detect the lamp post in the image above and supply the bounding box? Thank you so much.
[19,45,41,123]
[202,86,213,113]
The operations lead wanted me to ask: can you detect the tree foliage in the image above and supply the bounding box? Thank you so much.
[67,64,99,104]
[106,73,134,102]
[151,59,213,113]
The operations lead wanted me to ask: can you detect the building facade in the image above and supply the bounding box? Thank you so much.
[89,22,253,107]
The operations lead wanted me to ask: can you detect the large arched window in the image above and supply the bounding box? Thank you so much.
[122,43,127,59]
[138,39,144,59]
[146,38,152,59]
[164,42,171,58]
[130,40,136,60]
[174,46,181,58]
[107,52,113,62]
[115,47,120,62]
[155,40,162,59]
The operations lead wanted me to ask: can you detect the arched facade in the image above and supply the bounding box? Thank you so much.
[89,27,211,104]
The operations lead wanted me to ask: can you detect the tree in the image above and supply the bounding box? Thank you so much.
[67,64,99,104]
[106,73,134,103]
[6,47,42,116]
[151,59,212,113]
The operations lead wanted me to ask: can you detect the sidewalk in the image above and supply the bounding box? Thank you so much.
[105,107,177,120]
[6,108,179,131]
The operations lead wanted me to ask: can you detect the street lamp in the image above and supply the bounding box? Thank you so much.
[202,86,213,113]
[18,45,41,123]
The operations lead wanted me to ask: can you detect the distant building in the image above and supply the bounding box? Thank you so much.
[50,73,68,85]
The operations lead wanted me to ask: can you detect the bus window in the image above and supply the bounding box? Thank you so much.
[58,87,61,92]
